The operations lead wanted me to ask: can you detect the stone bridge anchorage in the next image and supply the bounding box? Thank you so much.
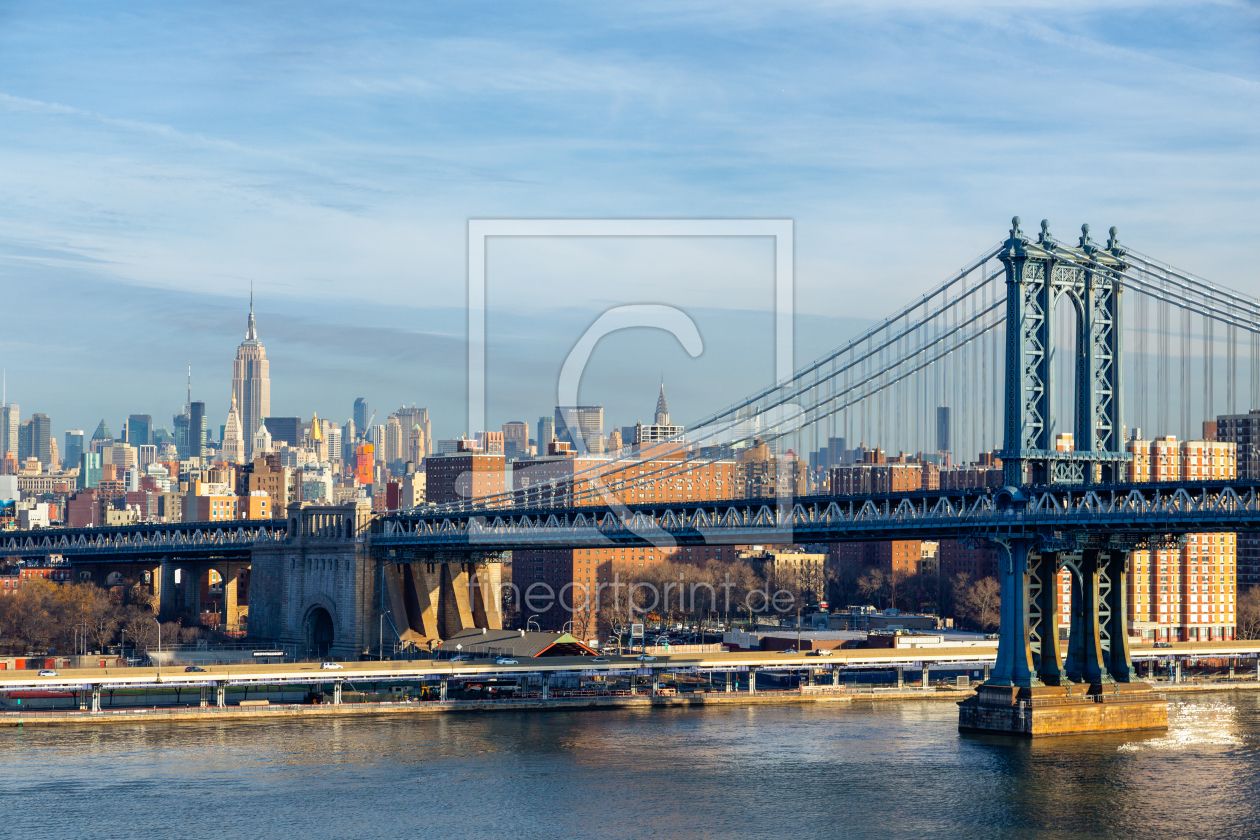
[248,503,508,660]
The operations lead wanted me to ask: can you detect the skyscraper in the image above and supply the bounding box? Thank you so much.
[936,406,951,454]
[342,419,357,462]
[354,398,369,435]
[537,415,555,450]
[90,419,113,453]
[0,402,17,457]
[64,430,85,471]
[384,415,404,466]
[127,414,153,447]
[232,294,271,459]
[262,416,303,448]
[28,413,51,467]
[502,421,529,459]
[394,406,430,455]
[636,383,684,446]
[222,393,245,464]
[189,401,207,460]
[555,405,604,455]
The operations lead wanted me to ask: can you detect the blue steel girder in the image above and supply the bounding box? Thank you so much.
[367,480,1260,552]
[0,520,287,560]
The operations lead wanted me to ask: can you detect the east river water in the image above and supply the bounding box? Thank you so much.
[4,692,1260,839]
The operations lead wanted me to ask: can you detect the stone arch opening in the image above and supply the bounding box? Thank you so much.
[306,606,335,658]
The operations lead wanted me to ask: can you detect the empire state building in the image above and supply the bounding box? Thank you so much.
[232,295,270,459]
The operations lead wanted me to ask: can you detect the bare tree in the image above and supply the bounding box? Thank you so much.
[954,575,1000,631]
[1238,586,1260,640]
[857,568,887,608]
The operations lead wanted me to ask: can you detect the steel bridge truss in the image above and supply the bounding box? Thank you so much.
[0,521,287,560]
[371,480,1260,550]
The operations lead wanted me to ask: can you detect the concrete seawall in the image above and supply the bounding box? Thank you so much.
[3,680,1252,728]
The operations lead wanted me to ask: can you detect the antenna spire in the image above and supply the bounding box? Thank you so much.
[245,285,258,341]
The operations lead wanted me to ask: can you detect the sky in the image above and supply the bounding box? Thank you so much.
[0,1,1257,443]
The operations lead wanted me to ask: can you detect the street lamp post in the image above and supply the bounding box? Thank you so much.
[154,618,162,681]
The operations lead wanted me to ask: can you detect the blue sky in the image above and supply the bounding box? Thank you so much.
[0,1,1257,442]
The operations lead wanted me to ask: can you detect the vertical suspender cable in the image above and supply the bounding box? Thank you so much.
[1205,313,1214,436]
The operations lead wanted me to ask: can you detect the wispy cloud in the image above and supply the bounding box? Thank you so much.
[0,1,1256,438]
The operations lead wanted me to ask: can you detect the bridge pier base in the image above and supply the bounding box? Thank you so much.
[91,685,101,713]
[216,682,226,707]
[199,687,208,708]
[922,665,930,689]
[748,667,756,695]
[333,682,342,705]
[962,540,1166,737]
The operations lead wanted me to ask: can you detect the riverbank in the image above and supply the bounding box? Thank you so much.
[4,679,1257,728]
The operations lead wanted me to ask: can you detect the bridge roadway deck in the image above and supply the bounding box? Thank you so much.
[4,641,1258,693]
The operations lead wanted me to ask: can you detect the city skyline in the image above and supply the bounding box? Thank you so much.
[2,2,1257,443]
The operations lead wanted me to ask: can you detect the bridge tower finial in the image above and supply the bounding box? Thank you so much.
[1038,219,1053,246]
[1079,223,1094,250]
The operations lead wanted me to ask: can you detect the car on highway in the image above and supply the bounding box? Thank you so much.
[1154,642,1173,649]
[494,657,519,665]
[449,654,473,661]
[636,654,657,662]
[779,648,798,654]
[809,649,833,657]
[185,665,207,672]
[590,657,610,663]
[320,662,344,669]
[37,669,58,677]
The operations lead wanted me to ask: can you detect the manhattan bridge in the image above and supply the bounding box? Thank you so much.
[6,217,1260,696]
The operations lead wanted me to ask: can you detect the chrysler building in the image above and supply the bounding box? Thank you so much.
[233,293,270,458]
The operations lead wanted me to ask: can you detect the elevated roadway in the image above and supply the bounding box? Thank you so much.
[4,641,1258,694]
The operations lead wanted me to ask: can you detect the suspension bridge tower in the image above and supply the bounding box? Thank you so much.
[959,218,1169,736]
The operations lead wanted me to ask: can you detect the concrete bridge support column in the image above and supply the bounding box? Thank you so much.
[896,666,904,689]
[922,665,930,689]
[542,674,550,700]
[1255,658,1259,683]
[748,667,756,695]
[223,568,240,631]
[1174,659,1182,684]
[726,671,733,693]
[440,563,476,639]
[470,561,504,630]
[833,666,841,687]
[91,685,101,713]
[989,538,1039,688]
[983,663,991,683]
[1104,551,1137,683]
[1066,550,1111,685]
[439,678,448,702]
[188,560,202,623]
[333,682,343,705]
[1034,551,1069,685]
[157,557,177,621]
[199,687,208,708]
[216,682,226,707]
